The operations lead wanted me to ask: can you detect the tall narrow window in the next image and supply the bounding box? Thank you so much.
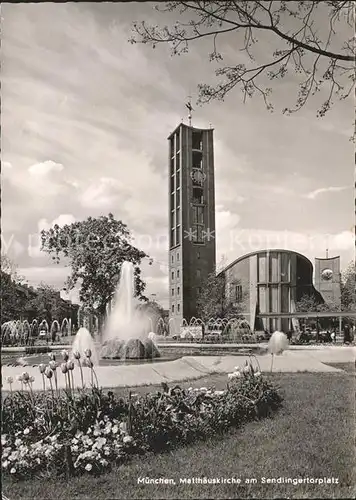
[192,131,203,150]
[172,304,175,313]
[171,271,174,280]
[171,254,174,263]
[177,269,180,278]
[176,187,180,209]
[177,286,180,295]
[171,288,174,296]
[176,228,181,245]
[177,303,180,313]
[177,252,180,261]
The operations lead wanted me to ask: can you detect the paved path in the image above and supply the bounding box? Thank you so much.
[2,346,354,391]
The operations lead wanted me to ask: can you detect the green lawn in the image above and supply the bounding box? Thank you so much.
[3,370,355,500]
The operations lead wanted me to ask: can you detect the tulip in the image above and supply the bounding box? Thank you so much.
[22,372,30,383]
[6,376,13,384]
[254,371,261,377]
[66,360,74,371]
[16,375,23,382]
[243,364,251,374]
[61,350,69,361]
[29,376,35,383]
[268,330,289,372]
[73,350,81,360]
[44,367,53,379]
[123,435,133,444]
[61,362,68,374]
[49,353,56,361]
[38,363,46,374]
[49,360,57,371]
[84,348,92,358]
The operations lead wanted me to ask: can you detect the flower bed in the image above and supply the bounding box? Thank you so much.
[1,351,282,480]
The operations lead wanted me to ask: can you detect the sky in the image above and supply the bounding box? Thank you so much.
[2,2,354,309]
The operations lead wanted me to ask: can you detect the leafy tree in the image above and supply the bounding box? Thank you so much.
[340,260,355,312]
[40,214,151,328]
[196,269,247,321]
[131,1,354,117]
[27,283,71,325]
[0,255,32,322]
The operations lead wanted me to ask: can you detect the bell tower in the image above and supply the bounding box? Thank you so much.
[168,123,216,327]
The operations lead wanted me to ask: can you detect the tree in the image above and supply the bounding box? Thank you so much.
[196,269,247,321]
[27,283,71,325]
[40,214,151,328]
[131,1,355,118]
[340,260,355,312]
[0,255,31,322]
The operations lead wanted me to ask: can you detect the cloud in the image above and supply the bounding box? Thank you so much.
[80,177,128,209]
[28,214,76,258]
[28,160,64,177]
[304,186,349,200]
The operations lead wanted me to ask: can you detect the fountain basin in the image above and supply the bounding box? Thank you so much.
[101,338,160,360]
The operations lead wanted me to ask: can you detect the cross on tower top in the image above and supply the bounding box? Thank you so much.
[185,96,194,126]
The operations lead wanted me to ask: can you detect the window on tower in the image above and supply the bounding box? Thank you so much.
[170,173,175,193]
[176,151,180,174]
[172,304,175,313]
[172,288,174,296]
[177,303,180,313]
[176,188,180,209]
[192,151,203,169]
[170,192,175,211]
[177,286,180,295]
[170,137,175,158]
[176,207,181,225]
[171,210,175,229]
[176,130,180,152]
[170,157,174,177]
[176,167,180,189]
[193,225,204,243]
[176,228,181,245]
[177,269,180,278]
[192,187,204,204]
[192,206,204,224]
[192,131,203,150]
[170,228,175,248]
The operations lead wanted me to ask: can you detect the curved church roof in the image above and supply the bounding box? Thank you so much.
[221,249,313,274]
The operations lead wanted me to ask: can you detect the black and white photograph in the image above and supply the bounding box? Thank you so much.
[1,1,355,499]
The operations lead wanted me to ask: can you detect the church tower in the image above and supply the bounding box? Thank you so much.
[168,123,216,327]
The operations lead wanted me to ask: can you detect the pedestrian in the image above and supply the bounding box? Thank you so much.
[343,323,351,344]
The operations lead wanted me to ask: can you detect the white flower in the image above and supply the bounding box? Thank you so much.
[1,435,7,446]
[15,438,22,447]
[2,460,9,468]
[228,371,241,380]
[72,438,78,445]
[112,425,118,434]
[23,428,30,435]
[36,458,41,464]
[85,463,92,471]
[123,435,133,444]
[72,445,79,452]
[119,422,127,433]
[243,365,251,374]
[214,390,225,396]
[254,371,261,377]
[100,459,108,467]
[199,387,208,393]
[10,467,16,474]
[268,330,289,355]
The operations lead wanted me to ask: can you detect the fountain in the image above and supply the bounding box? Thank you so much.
[71,327,99,366]
[100,261,160,360]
